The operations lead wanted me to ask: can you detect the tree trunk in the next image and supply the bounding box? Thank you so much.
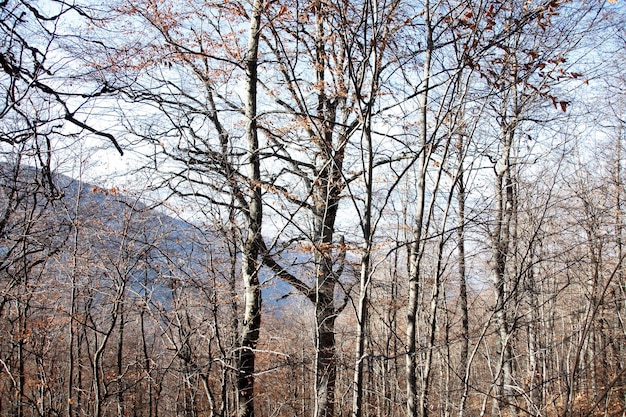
[351,123,374,417]
[491,118,516,417]
[406,3,433,416]
[315,288,337,417]
[457,165,470,417]
[237,2,263,417]
[312,209,341,417]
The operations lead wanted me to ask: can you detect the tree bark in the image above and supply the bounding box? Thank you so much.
[457,158,470,417]
[406,3,433,416]
[491,115,516,417]
[237,2,263,417]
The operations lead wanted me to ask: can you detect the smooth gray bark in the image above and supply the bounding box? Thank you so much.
[406,3,433,416]
[237,2,264,417]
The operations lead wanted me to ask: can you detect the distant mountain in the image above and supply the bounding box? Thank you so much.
[0,161,295,312]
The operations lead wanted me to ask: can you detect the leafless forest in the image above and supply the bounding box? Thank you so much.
[1,0,626,416]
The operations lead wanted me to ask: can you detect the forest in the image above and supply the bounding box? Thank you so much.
[1,0,626,416]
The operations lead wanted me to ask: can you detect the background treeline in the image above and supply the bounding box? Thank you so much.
[1,0,626,417]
